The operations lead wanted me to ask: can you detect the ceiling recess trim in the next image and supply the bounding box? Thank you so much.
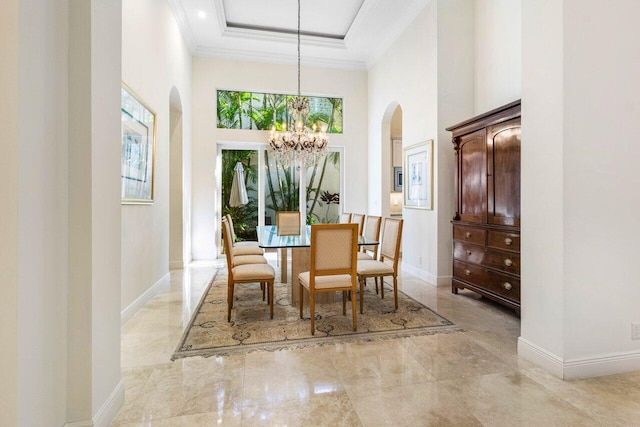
[194,46,367,71]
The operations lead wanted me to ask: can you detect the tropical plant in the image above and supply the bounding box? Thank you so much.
[221,150,258,240]
[217,90,343,133]
[306,151,340,223]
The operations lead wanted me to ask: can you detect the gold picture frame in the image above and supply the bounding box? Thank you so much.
[121,82,156,204]
[403,140,433,210]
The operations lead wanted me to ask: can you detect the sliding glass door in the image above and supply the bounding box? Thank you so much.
[217,144,344,253]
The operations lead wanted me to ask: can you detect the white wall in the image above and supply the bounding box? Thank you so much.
[519,0,565,373]
[0,0,20,423]
[368,2,438,281]
[474,0,522,114]
[16,0,69,424]
[170,105,184,269]
[191,58,368,260]
[1,0,124,424]
[121,0,192,309]
[521,0,640,379]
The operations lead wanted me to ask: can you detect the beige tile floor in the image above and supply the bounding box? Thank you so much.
[113,256,640,426]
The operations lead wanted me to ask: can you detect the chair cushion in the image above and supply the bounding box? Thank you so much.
[232,254,267,267]
[232,263,275,281]
[298,272,354,290]
[357,260,394,276]
[357,252,373,260]
[232,245,264,256]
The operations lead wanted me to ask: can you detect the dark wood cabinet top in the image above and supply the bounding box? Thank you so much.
[447,99,521,137]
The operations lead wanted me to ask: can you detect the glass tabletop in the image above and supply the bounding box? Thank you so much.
[257,225,379,249]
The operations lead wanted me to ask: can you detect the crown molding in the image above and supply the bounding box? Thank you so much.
[221,27,347,50]
[193,46,367,71]
[167,0,197,52]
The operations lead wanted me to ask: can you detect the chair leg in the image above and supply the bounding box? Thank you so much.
[393,276,398,310]
[310,293,315,335]
[342,291,347,315]
[269,281,274,319]
[351,287,357,331]
[359,277,365,314]
[380,277,385,299]
[227,282,234,322]
[375,277,379,294]
[261,282,265,301]
[299,284,304,319]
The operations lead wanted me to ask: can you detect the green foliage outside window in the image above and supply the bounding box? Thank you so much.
[217,90,343,134]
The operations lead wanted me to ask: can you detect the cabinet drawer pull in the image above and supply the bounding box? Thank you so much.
[504,259,513,267]
[504,238,513,246]
[466,250,472,256]
[465,232,472,238]
[503,282,512,291]
[465,270,471,276]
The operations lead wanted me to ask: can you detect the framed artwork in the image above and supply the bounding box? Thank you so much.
[121,83,156,204]
[393,167,403,192]
[403,140,433,210]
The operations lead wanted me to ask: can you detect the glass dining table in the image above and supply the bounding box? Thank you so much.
[256,225,379,305]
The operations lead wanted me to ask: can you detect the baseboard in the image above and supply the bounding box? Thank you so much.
[94,380,125,427]
[518,337,564,378]
[401,263,435,286]
[169,260,184,270]
[64,380,124,427]
[121,273,170,325]
[519,337,640,380]
[400,263,450,287]
[563,348,640,380]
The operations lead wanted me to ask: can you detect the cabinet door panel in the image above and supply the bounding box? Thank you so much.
[487,118,521,226]
[459,129,486,223]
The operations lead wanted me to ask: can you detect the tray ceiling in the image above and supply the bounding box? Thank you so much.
[168,0,431,70]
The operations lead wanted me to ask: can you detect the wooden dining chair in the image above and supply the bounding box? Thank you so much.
[357,217,403,314]
[350,213,365,236]
[357,215,383,294]
[358,215,382,261]
[339,212,352,224]
[225,214,264,256]
[298,223,358,335]
[222,218,275,322]
[276,211,301,236]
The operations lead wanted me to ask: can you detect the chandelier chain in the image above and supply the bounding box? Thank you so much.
[297,0,301,97]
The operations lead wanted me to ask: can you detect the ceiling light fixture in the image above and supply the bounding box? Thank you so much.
[268,0,329,168]
[198,10,206,19]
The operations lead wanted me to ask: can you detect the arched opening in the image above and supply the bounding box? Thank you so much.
[169,86,184,269]
[379,102,402,218]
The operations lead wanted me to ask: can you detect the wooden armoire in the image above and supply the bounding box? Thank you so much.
[447,100,521,313]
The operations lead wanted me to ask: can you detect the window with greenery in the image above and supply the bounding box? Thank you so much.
[217,90,343,134]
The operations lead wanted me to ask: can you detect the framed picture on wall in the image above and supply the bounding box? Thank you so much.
[394,167,403,192]
[403,140,433,210]
[121,83,156,204]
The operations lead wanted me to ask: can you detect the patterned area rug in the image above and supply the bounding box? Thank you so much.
[172,269,462,360]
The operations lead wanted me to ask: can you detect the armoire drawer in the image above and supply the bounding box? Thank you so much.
[453,225,486,246]
[453,260,520,302]
[487,230,520,252]
[453,241,520,275]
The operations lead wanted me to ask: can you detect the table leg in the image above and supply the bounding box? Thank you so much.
[280,247,288,283]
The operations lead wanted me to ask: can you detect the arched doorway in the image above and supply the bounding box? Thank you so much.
[169,86,184,269]
[379,102,403,218]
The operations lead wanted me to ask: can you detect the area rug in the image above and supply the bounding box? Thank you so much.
[172,269,462,360]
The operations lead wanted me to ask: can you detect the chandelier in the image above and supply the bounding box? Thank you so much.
[268,0,329,168]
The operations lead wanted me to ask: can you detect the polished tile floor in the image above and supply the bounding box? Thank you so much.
[113,257,640,426]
